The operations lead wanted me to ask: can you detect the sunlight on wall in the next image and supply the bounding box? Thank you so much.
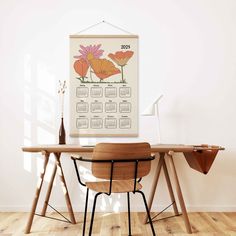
[24,92,31,116]
[23,54,32,172]
[37,127,55,144]
[37,97,55,129]
[23,152,32,173]
[23,54,58,184]
[24,54,31,83]
[80,137,97,146]
[113,194,121,213]
[79,165,96,182]
[98,194,122,212]
[100,195,107,211]
[36,63,57,143]
[37,63,56,94]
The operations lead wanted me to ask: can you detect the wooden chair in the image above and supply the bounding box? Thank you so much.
[71,142,156,236]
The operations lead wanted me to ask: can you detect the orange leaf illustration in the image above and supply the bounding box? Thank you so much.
[74,59,89,78]
[90,59,120,80]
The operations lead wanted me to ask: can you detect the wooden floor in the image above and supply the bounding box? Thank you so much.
[0,212,236,235]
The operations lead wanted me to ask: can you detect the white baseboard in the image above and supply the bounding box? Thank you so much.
[1,204,236,212]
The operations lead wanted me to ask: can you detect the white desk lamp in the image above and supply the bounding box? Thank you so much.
[142,95,163,143]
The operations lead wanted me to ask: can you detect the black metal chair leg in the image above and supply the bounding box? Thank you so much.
[137,191,156,236]
[82,188,89,236]
[88,192,102,236]
[127,192,132,236]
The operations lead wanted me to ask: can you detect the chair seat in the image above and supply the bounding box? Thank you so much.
[86,180,142,193]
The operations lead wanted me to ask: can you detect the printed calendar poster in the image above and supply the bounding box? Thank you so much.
[69,35,138,137]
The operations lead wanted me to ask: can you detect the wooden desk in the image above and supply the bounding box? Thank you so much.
[22,144,224,234]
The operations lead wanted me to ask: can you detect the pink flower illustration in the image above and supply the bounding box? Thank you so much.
[74,44,104,64]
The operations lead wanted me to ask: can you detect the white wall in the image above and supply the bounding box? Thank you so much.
[0,0,236,212]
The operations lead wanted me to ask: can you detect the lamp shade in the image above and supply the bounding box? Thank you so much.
[141,95,163,116]
[142,103,156,116]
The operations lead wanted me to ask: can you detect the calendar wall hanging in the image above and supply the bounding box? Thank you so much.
[69,24,138,137]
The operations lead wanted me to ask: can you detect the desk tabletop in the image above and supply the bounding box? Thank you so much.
[22,144,224,153]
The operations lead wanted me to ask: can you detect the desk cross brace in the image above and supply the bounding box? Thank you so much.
[148,200,182,223]
[35,202,72,224]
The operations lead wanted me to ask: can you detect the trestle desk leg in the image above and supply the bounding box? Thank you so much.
[163,158,179,216]
[41,162,57,216]
[144,153,165,223]
[167,153,192,234]
[54,153,76,224]
[25,152,50,234]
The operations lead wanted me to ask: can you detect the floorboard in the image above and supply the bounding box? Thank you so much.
[0,212,235,235]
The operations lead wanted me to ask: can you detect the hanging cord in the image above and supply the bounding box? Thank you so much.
[103,20,134,35]
[75,21,104,34]
[74,20,134,35]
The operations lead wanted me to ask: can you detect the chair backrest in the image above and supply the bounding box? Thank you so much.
[92,142,152,180]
